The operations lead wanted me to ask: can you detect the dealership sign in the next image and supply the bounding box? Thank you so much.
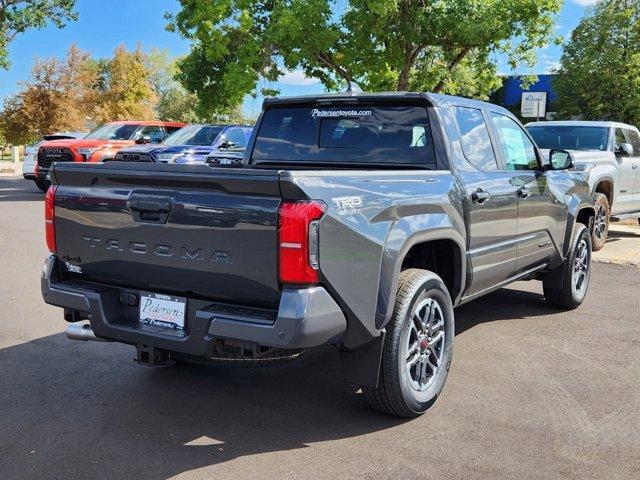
[521,92,547,118]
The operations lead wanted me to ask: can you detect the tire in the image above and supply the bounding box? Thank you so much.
[362,269,454,417]
[591,193,609,251]
[34,178,49,192]
[543,223,592,309]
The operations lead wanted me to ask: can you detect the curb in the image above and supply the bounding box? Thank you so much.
[593,257,640,268]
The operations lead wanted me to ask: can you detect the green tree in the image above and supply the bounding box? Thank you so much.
[554,0,640,124]
[168,0,561,116]
[0,0,77,69]
[146,48,200,123]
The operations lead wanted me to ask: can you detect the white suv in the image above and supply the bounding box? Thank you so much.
[526,120,640,250]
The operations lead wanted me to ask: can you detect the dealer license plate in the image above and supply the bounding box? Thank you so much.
[139,292,187,330]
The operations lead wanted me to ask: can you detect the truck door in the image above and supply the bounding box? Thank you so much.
[488,112,566,273]
[614,128,640,213]
[448,106,518,296]
[613,128,640,214]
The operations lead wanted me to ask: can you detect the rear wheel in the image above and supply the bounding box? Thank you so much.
[543,223,592,309]
[591,193,609,251]
[362,269,454,417]
[34,179,49,192]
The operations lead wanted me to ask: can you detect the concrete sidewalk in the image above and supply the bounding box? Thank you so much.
[594,221,640,267]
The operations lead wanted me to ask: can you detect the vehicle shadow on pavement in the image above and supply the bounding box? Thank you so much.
[0,178,45,202]
[455,286,557,336]
[0,286,561,479]
[0,333,407,479]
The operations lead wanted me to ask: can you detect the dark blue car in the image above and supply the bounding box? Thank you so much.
[113,124,253,164]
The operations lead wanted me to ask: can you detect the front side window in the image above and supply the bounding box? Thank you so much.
[452,106,498,171]
[490,113,539,171]
[137,126,165,143]
[252,105,436,166]
[622,129,640,154]
[225,128,248,148]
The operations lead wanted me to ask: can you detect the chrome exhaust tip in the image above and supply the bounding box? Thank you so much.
[66,322,110,342]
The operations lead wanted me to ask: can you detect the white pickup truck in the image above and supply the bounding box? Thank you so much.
[526,121,640,250]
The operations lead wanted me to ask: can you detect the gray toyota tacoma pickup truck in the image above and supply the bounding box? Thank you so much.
[42,93,595,417]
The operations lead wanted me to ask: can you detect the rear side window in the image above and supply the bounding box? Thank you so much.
[252,106,436,166]
[452,106,498,171]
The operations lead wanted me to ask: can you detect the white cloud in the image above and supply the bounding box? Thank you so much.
[279,69,320,86]
[571,0,599,6]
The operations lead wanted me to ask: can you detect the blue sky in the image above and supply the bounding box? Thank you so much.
[0,0,599,117]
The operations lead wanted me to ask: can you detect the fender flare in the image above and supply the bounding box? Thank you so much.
[590,174,615,204]
[374,227,466,331]
[562,200,596,259]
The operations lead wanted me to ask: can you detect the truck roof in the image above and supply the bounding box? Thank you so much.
[104,120,186,127]
[262,91,513,116]
[526,120,639,131]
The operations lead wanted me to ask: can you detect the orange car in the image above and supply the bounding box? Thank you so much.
[34,121,185,191]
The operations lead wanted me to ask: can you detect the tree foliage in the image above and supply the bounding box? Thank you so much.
[94,45,158,123]
[554,0,640,124]
[168,0,561,116]
[0,0,77,68]
[0,44,161,143]
[0,44,94,144]
[146,48,200,123]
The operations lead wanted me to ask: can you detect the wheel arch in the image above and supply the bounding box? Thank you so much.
[375,230,466,331]
[593,176,615,207]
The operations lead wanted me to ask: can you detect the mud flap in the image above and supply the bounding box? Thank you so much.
[339,331,385,388]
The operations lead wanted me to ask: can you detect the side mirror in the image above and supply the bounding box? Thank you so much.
[548,149,573,170]
[219,141,236,149]
[135,135,152,145]
[616,142,633,156]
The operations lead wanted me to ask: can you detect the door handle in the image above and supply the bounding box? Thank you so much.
[633,164,638,169]
[471,189,491,204]
[518,187,531,199]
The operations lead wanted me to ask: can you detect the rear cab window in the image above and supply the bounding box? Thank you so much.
[250,105,436,167]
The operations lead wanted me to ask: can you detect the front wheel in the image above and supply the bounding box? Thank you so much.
[543,223,592,309]
[591,193,609,251]
[362,269,454,417]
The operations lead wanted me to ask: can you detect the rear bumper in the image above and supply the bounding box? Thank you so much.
[41,255,347,355]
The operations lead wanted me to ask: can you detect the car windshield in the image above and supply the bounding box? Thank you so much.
[85,123,140,140]
[527,125,609,151]
[252,105,436,166]
[163,125,224,146]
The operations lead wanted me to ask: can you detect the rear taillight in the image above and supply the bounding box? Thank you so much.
[45,185,57,253]
[278,200,326,284]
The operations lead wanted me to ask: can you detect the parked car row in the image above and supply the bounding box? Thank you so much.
[31,121,254,191]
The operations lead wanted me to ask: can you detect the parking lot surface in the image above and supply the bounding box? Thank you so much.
[1,178,639,480]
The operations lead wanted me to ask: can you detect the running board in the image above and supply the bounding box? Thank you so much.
[458,264,547,305]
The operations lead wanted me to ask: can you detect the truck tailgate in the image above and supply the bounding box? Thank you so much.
[52,163,282,308]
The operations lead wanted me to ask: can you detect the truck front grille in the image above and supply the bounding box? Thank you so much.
[37,147,74,171]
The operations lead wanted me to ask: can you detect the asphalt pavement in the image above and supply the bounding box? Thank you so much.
[1,178,639,480]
